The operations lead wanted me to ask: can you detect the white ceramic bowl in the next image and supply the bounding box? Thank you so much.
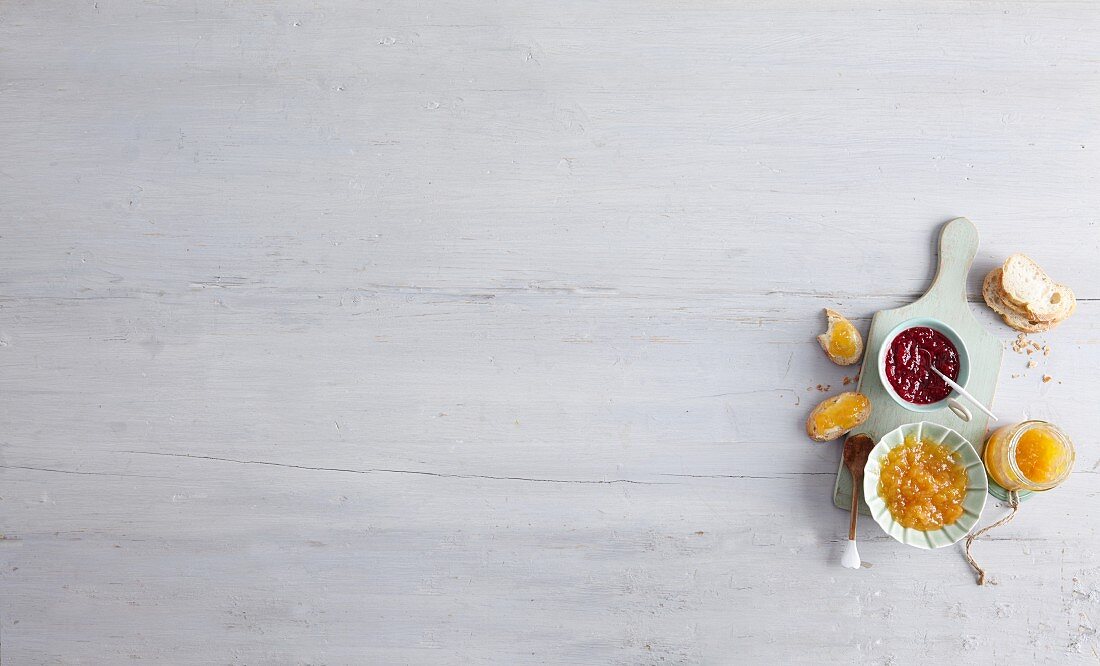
[877,317,970,413]
[863,421,988,549]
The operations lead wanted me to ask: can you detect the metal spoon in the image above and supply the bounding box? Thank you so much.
[841,433,875,569]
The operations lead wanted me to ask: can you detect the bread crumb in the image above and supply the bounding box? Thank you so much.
[842,376,853,386]
[1011,373,1020,379]
[1042,375,1053,383]
[1027,360,1037,368]
[1026,348,1034,355]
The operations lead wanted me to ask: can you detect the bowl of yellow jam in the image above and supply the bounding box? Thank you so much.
[863,421,988,549]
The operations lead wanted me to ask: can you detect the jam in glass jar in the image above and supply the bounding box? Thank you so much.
[983,420,1075,492]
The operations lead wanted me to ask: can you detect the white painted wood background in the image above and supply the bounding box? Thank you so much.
[1,1,1099,663]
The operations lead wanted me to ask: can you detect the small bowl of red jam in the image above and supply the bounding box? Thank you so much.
[877,318,970,413]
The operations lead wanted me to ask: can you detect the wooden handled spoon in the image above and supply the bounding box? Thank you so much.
[841,433,875,569]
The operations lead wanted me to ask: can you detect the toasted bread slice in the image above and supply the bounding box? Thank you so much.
[806,391,871,442]
[999,254,1052,307]
[998,253,1075,321]
[983,268,1058,333]
[817,308,863,365]
[1026,283,1076,322]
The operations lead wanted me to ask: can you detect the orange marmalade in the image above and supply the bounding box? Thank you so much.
[809,392,870,438]
[826,319,860,359]
[984,421,1074,492]
[878,434,967,531]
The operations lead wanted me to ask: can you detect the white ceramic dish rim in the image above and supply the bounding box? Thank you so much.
[876,317,971,413]
[863,421,988,550]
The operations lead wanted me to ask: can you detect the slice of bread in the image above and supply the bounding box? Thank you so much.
[817,308,863,366]
[1027,283,1076,322]
[1000,254,1051,307]
[983,269,1059,333]
[999,253,1076,321]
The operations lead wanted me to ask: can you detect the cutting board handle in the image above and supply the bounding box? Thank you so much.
[925,217,978,302]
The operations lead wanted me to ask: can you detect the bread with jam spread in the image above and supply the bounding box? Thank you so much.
[816,308,863,366]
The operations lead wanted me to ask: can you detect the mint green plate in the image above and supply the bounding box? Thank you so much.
[863,421,988,549]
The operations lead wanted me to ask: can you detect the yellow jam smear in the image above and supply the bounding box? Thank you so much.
[810,392,869,436]
[878,434,967,531]
[827,320,860,359]
[1015,427,1065,484]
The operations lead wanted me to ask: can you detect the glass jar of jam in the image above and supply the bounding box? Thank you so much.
[983,420,1075,492]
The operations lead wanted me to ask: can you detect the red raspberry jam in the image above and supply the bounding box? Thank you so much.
[884,326,960,405]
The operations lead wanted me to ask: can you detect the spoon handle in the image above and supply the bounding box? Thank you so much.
[848,478,859,540]
[933,367,998,421]
[918,348,997,420]
[841,539,862,569]
[842,480,862,569]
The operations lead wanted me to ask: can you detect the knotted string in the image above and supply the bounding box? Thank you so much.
[963,490,1020,586]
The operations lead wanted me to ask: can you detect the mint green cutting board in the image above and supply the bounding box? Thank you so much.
[833,217,1005,514]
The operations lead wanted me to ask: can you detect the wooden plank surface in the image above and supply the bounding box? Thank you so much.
[2,1,1100,663]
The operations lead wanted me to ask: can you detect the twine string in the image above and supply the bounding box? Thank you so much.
[964,490,1020,586]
